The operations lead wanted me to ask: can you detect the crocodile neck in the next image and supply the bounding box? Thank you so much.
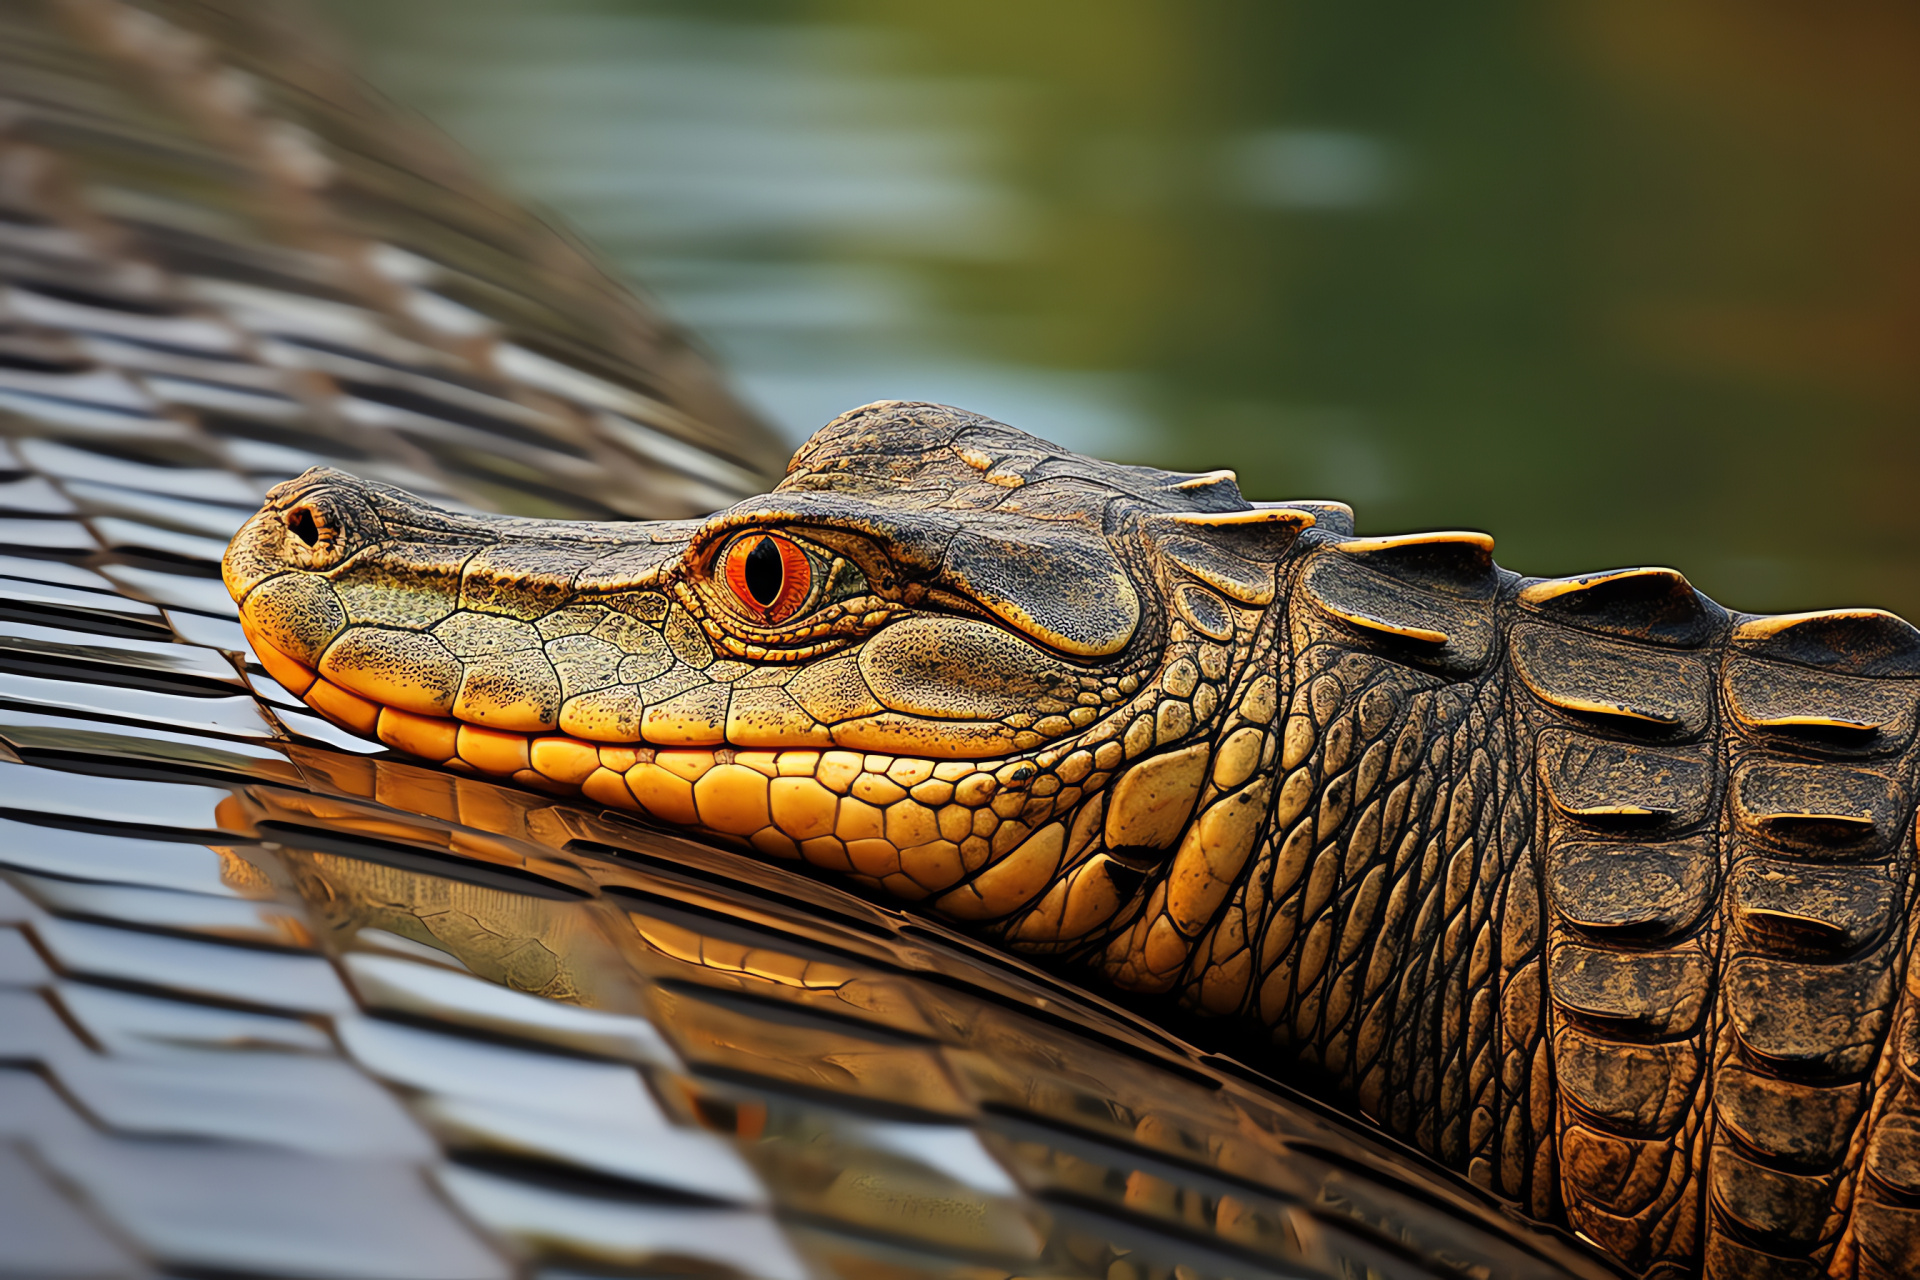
[1080,542,1550,1209]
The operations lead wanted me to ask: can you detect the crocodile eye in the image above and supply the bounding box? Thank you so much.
[722,533,811,623]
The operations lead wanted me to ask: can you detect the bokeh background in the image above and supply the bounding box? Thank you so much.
[319,0,1920,618]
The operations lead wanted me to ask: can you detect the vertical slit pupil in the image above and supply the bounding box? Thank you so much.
[743,536,784,607]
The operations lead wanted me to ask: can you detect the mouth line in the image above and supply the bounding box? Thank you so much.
[239,619,1070,906]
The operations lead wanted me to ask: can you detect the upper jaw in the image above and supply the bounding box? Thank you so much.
[220,464,1181,770]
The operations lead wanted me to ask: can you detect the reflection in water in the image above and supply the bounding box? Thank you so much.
[329,0,1920,618]
[1,736,1613,1277]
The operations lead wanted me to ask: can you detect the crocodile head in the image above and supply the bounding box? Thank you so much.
[224,401,1331,969]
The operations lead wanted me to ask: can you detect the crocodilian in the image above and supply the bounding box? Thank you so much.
[225,397,1920,1277]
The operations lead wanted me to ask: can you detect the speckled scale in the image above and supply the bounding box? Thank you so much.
[1725,946,1897,1078]
[1539,733,1716,828]
[1730,759,1904,857]
[1725,657,1919,752]
[1554,1027,1702,1137]
[1548,838,1716,939]
[1728,857,1899,955]
[1713,1068,1864,1168]
[1848,1199,1920,1280]
[1709,1146,1837,1250]
[1547,934,1712,1037]
[1731,608,1920,679]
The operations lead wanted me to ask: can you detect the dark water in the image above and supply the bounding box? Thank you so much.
[323,0,1920,619]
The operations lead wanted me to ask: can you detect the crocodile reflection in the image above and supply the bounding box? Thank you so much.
[46,745,1582,1279]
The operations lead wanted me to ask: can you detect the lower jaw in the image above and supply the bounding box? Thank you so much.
[240,625,1076,912]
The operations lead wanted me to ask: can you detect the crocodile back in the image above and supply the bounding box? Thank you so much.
[1262,528,1920,1277]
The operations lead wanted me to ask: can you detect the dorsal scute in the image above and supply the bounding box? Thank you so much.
[1145,503,1335,616]
[1149,506,1315,566]
[1510,624,1713,736]
[1263,499,1354,536]
[1539,732,1715,828]
[1296,531,1498,674]
[1160,535,1276,607]
[1163,468,1237,492]
[1724,658,1917,752]
[1517,566,1725,648]
[1548,837,1716,939]
[1732,607,1920,678]
[1331,530,1496,598]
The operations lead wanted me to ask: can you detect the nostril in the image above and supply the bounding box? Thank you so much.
[286,507,320,547]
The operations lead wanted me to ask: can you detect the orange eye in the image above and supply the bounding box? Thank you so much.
[721,533,812,623]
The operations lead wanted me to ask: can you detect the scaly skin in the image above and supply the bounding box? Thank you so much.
[224,400,1920,1279]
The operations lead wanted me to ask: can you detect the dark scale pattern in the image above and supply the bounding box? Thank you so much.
[1515,576,1731,1277]
[1704,616,1920,1280]
[1219,546,1548,1215]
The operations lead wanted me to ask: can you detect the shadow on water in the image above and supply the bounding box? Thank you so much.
[324,0,1920,619]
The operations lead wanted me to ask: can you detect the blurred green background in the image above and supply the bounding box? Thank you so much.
[320,0,1920,618]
